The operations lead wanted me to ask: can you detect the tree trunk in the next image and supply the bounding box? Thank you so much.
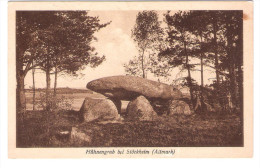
[200,52,204,113]
[16,48,26,113]
[237,64,243,111]
[212,19,222,112]
[32,63,36,111]
[46,69,51,111]
[141,48,146,78]
[54,66,58,97]
[16,48,28,146]
[187,61,195,111]
[229,59,238,111]
[45,63,51,135]
[16,69,28,145]
[212,19,220,89]
[17,71,26,113]
[45,61,51,112]
[226,22,239,112]
[200,35,204,113]
[237,12,243,115]
[183,40,195,111]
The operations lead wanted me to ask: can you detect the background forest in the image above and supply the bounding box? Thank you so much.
[124,10,243,115]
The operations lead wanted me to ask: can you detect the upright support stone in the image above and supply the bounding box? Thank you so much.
[126,96,157,121]
[79,97,120,122]
[109,98,122,114]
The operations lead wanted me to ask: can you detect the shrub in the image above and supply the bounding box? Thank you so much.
[36,92,73,112]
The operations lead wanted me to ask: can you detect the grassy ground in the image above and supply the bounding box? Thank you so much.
[18,88,243,147]
[17,109,243,147]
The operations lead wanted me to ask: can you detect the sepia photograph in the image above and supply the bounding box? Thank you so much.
[8,1,253,158]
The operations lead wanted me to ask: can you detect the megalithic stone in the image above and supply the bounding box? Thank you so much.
[109,98,122,114]
[87,75,183,101]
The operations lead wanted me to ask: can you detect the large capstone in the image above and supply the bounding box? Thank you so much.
[126,96,157,121]
[87,75,182,101]
[79,97,120,122]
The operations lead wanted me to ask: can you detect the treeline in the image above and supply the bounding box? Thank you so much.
[125,10,243,114]
[16,11,110,113]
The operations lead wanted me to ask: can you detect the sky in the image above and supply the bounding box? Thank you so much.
[24,11,216,89]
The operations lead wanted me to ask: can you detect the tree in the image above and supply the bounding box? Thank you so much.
[160,11,198,111]
[160,10,243,114]
[16,11,109,112]
[185,11,213,113]
[49,12,108,96]
[218,11,243,112]
[125,10,164,79]
[16,12,59,114]
[209,11,221,89]
[31,12,108,111]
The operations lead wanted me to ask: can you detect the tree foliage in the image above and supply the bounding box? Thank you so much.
[124,11,166,79]
[16,11,110,112]
[158,10,243,113]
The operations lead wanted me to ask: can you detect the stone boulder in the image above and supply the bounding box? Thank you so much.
[87,75,182,101]
[168,100,192,115]
[79,97,120,122]
[126,96,157,121]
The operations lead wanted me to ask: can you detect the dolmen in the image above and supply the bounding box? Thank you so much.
[79,75,192,122]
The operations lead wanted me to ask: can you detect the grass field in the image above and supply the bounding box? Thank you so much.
[17,88,243,147]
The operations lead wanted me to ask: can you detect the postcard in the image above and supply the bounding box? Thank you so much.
[8,1,253,158]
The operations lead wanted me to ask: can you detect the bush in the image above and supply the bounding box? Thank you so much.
[36,92,73,112]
